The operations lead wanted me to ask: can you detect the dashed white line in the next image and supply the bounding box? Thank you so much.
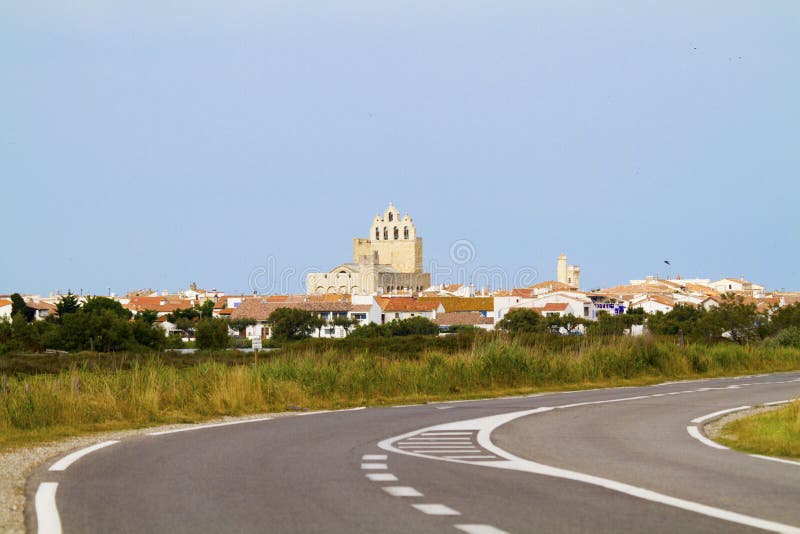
[362,454,387,461]
[49,441,119,471]
[148,417,273,436]
[383,486,424,497]
[366,473,399,481]
[686,426,729,450]
[35,482,61,534]
[454,524,509,534]
[412,503,461,515]
[361,463,388,470]
[691,406,751,424]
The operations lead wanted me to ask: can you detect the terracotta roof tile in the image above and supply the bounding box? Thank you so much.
[376,297,440,312]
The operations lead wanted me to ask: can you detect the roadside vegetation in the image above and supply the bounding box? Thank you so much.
[717,401,800,458]
[1,293,799,449]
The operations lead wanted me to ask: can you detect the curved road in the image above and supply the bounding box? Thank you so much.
[27,371,800,533]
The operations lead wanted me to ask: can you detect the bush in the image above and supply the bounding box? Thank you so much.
[350,317,439,338]
[763,326,800,349]
[196,319,230,350]
[496,309,541,334]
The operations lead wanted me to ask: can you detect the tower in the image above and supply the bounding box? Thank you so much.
[557,254,568,285]
[557,253,580,290]
[353,202,423,273]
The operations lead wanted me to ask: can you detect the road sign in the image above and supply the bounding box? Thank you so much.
[251,337,262,350]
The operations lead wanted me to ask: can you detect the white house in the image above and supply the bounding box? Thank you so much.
[709,278,765,295]
[629,294,675,314]
[0,299,12,321]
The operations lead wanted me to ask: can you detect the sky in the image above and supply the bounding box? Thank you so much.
[2,1,799,296]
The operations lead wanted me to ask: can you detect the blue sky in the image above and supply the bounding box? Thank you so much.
[2,1,798,295]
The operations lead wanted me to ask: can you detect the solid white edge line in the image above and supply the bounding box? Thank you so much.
[379,389,800,534]
[750,455,800,467]
[35,482,61,534]
[686,426,729,450]
[148,417,273,436]
[691,406,751,424]
[49,441,119,472]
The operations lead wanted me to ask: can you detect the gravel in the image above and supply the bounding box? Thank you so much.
[0,411,300,533]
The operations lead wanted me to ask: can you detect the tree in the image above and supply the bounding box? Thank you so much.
[134,309,159,325]
[769,303,800,334]
[198,299,215,319]
[309,314,326,338]
[10,293,34,322]
[55,292,81,318]
[82,296,132,319]
[497,309,541,334]
[267,308,316,341]
[332,315,359,336]
[196,318,230,349]
[701,293,761,344]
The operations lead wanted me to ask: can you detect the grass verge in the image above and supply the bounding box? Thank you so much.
[2,335,799,450]
[717,401,800,458]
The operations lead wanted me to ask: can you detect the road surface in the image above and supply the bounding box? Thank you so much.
[27,371,800,533]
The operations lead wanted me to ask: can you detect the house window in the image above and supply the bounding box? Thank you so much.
[395,313,400,319]
[404,226,409,239]
[393,226,399,240]
[388,212,393,222]
[383,227,388,240]
[375,227,380,240]
[583,306,589,317]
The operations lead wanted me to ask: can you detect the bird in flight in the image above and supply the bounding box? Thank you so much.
[664,260,671,266]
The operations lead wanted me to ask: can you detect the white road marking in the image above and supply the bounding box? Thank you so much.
[686,426,729,450]
[750,455,800,467]
[421,431,472,436]
[444,455,497,459]
[691,406,751,424]
[148,417,273,436]
[367,473,399,481]
[398,441,472,449]
[403,437,472,441]
[49,441,119,472]
[362,454,387,461]
[455,524,509,534]
[383,486,423,497]
[412,503,461,515]
[764,400,791,406]
[413,450,481,453]
[380,383,800,534]
[35,482,61,534]
[361,463,388,470]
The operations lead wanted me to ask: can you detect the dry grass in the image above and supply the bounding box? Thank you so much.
[2,336,799,450]
[718,401,800,458]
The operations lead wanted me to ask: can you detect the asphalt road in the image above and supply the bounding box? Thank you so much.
[27,371,800,533]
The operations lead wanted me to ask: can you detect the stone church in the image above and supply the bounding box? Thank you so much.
[306,203,432,295]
